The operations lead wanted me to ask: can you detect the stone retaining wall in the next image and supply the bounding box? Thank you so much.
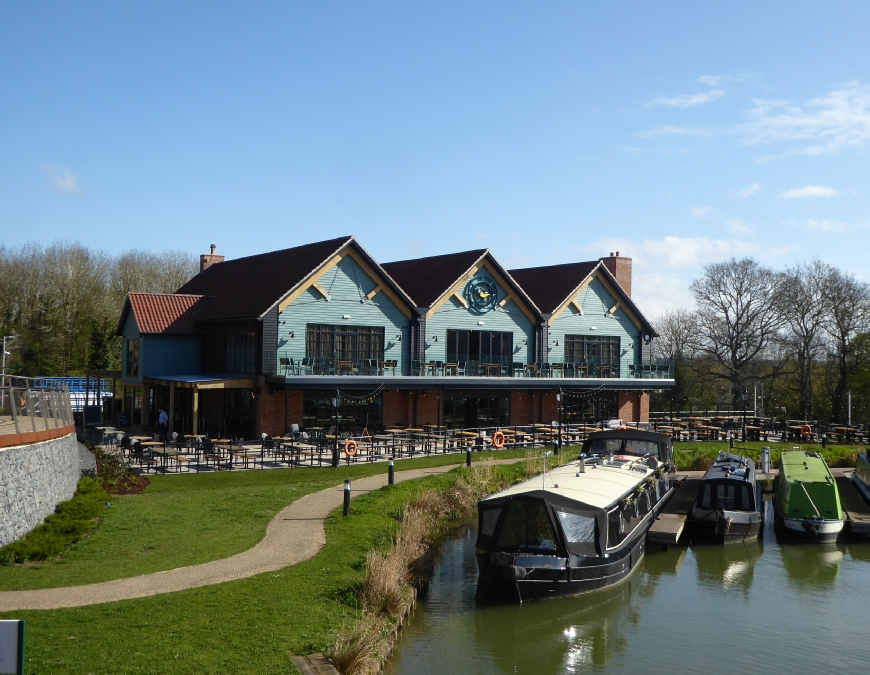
[0,432,81,547]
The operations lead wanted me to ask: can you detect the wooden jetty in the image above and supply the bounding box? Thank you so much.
[291,653,340,675]
[835,474,870,535]
[648,475,699,546]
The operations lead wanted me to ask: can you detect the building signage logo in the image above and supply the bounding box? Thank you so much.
[464,275,498,314]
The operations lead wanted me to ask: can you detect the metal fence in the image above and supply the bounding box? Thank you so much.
[0,375,75,435]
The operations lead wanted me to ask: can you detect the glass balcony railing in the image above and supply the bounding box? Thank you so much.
[263,351,674,380]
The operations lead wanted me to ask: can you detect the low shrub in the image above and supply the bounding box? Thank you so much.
[0,478,108,565]
[91,445,147,494]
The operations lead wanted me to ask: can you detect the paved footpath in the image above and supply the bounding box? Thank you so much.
[0,459,518,612]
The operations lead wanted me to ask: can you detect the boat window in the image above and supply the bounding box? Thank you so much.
[741,485,751,511]
[588,438,623,455]
[480,508,502,538]
[700,484,712,509]
[624,440,658,456]
[556,511,596,543]
[495,500,558,553]
[716,484,736,510]
[607,508,626,548]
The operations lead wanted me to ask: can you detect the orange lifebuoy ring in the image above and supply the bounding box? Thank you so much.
[344,439,358,456]
[617,425,627,431]
[492,431,505,448]
[801,424,812,438]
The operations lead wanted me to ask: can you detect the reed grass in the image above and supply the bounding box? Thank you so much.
[329,460,511,674]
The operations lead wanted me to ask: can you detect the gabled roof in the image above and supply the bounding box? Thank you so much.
[176,236,353,322]
[381,250,487,308]
[116,293,211,336]
[509,262,598,315]
[509,261,657,336]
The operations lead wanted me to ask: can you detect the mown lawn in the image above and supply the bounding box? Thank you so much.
[672,440,866,471]
[1,463,527,675]
[0,448,529,591]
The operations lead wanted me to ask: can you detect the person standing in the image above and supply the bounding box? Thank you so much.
[158,407,169,443]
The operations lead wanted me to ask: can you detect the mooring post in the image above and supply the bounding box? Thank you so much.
[388,459,395,485]
[821,433,827,449]
[343,479,351,517]
[466,447,472,467]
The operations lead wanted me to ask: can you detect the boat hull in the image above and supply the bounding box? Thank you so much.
[690,508,762,543]
[476,524,647,602]
[775,515,844,543]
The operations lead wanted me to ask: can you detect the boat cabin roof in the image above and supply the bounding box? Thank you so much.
[480,456,658,511]
[780,451,833,483]
[702,452,756,483]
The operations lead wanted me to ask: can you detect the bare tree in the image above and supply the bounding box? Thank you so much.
[690,257,785,403]
[821,267,870,422]
[779,259,832,419]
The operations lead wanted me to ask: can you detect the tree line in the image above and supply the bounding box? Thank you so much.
[652,257,870,425]
[0,241,198,377]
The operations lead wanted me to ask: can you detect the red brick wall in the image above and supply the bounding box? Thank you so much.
[510,391,534,425]
[416,390,440,426]
[541,391,560,425]
[257,387,303,438]
[383,390,409,427]
[617,391,649,423]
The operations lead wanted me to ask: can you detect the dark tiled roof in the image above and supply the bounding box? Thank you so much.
[127,293,211,334]
[381,250,487,307]
[508,262,599,314]
[176,236,353,321]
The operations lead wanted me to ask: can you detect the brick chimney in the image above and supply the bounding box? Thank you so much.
[200,244,225,273]
[599,251,632,297]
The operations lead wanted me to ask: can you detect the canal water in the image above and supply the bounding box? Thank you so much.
[385,502,870,675]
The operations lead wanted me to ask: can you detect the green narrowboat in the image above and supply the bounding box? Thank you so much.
[774,451,843,543]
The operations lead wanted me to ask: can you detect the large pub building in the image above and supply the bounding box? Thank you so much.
[115,237,673,438]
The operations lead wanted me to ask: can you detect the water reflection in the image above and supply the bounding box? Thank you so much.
[693,542,763,597]
[473,573,643,672]
[779,542,844,589]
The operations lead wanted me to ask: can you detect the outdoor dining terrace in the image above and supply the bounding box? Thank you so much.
[264,351,673,380]
[92,422,621,474]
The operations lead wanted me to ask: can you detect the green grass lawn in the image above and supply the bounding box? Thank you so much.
[672,440,866,471]
[0,448,529,591]
[1,463,527,675]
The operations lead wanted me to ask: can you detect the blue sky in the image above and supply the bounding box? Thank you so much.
[2,2,869,316]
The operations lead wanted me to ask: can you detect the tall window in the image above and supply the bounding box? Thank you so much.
[564,335,620,375]
[227,333,256,374]
[306,324,385,362]
[126,339,139,377]
[446,330,513,365]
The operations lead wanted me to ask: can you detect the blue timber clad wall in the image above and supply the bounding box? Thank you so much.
[121,310,142,384]
[423,266,535,363]
[144,336,202,377]
[547,275,641,378]
[276,255,410,372]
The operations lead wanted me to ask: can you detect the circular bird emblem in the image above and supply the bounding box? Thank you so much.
[464,275,498,313]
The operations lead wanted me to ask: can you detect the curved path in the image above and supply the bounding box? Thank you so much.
[0,460,514,612]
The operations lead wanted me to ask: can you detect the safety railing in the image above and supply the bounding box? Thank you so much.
[0,375,75,436]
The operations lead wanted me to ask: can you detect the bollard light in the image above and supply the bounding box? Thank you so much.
[466,448,472,467]
[388,459,395,485]
[343,479,351,517]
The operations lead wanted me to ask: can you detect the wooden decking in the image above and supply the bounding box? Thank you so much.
[647,474,699,546]
[290,653,340,675]
[835,474,870,535]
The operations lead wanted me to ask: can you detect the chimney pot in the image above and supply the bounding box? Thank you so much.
[616,251,620,257]
[210,244,216,254]
[610,252,614,257]
[200,244,225,273]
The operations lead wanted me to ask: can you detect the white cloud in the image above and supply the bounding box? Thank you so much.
[690,207,712,218]
[725,219,753,235]
[475,233,490,241]
[739,183,763,198]
[43,165,81,195]
[743,81,870,155]
[806,219,855,233]
[778,185,838,199]
[646,90,724,109]
[697,74,750,87]
[635,125,723,139]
